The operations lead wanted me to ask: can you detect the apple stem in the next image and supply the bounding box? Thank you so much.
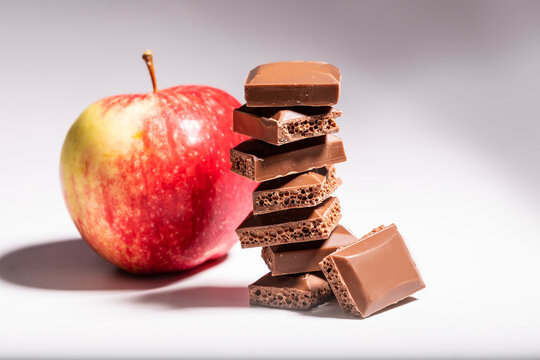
[142,50,158,93]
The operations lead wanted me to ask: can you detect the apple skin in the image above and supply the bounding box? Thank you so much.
[60,85,256,274]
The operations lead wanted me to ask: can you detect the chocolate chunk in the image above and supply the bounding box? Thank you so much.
[253,166,341,215]
[236,197,341,248]
[230,135,346,182]
[233,105,342,145]
[245,61,341,107]
[262,225,356,276]
[248,272,333,310]
[320,224,425,318]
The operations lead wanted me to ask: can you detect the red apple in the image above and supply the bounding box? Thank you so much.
[60,51,255,274]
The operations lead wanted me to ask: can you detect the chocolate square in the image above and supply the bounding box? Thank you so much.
[320,224,425,317]
[230,135,346,182]
[253,166,341,215]
[262,225,356,276]
[244,61,341,107]
[233,105,342,145]
[248,272,333,310]
[236,197,341,248]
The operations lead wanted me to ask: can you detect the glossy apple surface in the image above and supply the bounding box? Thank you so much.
[60,85,255,273]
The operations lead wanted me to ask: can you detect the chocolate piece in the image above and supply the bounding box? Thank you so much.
[253,166,341,215]
[262,225,356,276]
[248,272,333,310]
[230,135,346,182]
[320,224,425,318]
[233,105,342,145]
[245,61,341,107]
[236,197,341,248]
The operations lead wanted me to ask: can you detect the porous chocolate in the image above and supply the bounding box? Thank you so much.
[233,105,342,145]
[236,197,341,248]
[248,272,333,310]
[230,135,346,182]
[253,166,341,215]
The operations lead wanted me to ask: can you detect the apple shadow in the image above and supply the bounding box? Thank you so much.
[0,238,227,291]
[299,296,418,319]
[134,285,249,308]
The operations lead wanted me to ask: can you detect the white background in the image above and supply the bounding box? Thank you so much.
[1,1,540,358]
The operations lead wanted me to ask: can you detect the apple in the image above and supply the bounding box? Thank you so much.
[60,50,255,274]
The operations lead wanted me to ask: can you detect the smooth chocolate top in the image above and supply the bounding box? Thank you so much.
[239,197,337,228]
[244,61,341,107]
[255,167,329,192]
[230,134,346,182]
[250,272,328,292]
[263,225,356,276]
[246,61,340,86]
[329,224,425,317]
[233,134,342,161]
[270,225,355,253]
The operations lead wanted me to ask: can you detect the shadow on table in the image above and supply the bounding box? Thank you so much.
[0,238,226,291]
[299,296,418,319]
[133,286,416,313]
[134,286,249,308]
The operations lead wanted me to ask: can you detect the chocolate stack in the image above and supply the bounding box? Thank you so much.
[229,62,426,317]
[230,61,357,310]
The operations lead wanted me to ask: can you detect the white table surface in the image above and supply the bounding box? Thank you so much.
[1,1,540,358]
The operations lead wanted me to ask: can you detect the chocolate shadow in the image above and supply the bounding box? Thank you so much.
[303,296,418,319]
[0,239,226,291]
[134,286,249,308]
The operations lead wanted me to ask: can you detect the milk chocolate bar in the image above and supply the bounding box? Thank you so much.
[253,166,341,215]
[245,61,341,107]
[262,225,356,276]
[248,272,333,310]
[233,105,342,145]
[230,135,346,182]
[236,197,341,248]
[320,224,425,318]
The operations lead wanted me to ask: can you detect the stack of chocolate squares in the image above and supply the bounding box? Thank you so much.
[230,61,425,317]
[230,61,353,309]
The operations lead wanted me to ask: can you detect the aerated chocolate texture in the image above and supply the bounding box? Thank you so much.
[319,224,425,318]
[244,61,341,107]
[248,272,333,310]
[230,135,346,182]
[253,166,341,215]
[262,225,356,276]
[236,197,341,248]
[233,105,342,145]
